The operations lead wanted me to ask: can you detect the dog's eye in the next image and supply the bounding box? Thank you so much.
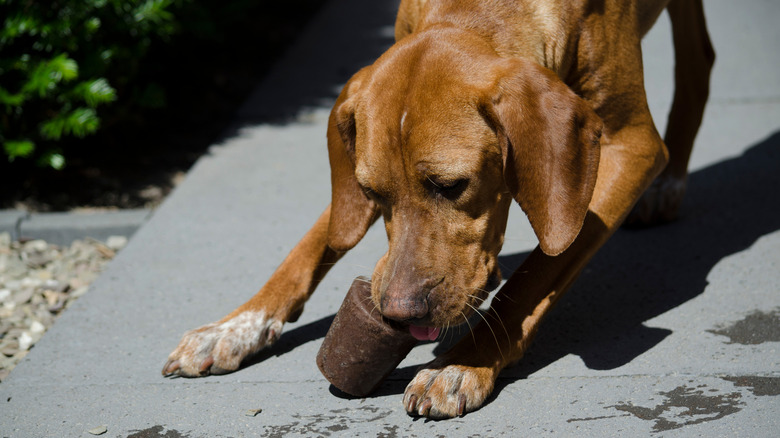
[428,178,468,200]
[361,186,387,204]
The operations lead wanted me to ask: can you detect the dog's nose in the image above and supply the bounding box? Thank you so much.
[378,276,441,322]
[380,293,429,322]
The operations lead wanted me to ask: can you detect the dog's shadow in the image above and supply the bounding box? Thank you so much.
[371,130,780,400]
[486,130,780,400]
[507,131,780,374]
[241,314,335,369]
[252,131,780,404]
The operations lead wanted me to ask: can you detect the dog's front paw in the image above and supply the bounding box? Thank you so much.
[403,361,496,419]
[625,174,687,226]
[162,311,282,377]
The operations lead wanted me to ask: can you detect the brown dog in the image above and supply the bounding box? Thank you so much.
[163,0,714,418]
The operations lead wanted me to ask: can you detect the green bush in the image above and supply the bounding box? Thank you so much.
[0,0,183,169]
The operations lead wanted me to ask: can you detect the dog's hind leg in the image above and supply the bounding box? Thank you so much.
[627,0,715,225]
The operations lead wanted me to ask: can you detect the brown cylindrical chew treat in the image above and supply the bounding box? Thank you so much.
[317,276,418,397]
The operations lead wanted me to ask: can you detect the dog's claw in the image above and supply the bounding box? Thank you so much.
[162,359,180,376]
[198,356,215,375]
[406,394,418,414]
[457,394,467,417]
[418,398,433,417]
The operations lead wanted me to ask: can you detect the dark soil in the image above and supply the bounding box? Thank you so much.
[0,1,327,212]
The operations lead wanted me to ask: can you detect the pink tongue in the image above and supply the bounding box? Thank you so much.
[409,325,441,341]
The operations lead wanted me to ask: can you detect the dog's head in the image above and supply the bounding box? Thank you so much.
[327,30,601,331]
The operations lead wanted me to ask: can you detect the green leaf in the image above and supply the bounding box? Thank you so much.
[134,0,175,24]
[3,140,35,161]
[1,15,39,44]
[73,78,116,107]
[67,107,100,137]
[39,117,65,140]
[23,54,79,97]
[49,54,79,82]
[85,17,102,34]
[0,87,26,106]
[40,107,99,140]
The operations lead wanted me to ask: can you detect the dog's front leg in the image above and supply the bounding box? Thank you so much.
[163,65,377,377]
[163,205,344,377]
[405,124,669,418]
[403,216,608,418]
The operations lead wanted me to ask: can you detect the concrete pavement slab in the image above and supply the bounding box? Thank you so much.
[1,0,778,437]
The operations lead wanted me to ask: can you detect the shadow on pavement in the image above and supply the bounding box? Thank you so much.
[485,130,780,391]
[221,0,399,130]
[242,314,336,369]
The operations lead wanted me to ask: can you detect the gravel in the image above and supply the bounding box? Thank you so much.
[0,231,126,382]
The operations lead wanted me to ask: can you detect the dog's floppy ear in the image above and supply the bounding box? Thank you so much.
[327,68,378,252]
[486,59,602,256]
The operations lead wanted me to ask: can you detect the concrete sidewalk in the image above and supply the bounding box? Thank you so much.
[2,0,779,436]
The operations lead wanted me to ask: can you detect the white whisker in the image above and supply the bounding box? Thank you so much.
[461,311,476,347]
[465,301,505,363]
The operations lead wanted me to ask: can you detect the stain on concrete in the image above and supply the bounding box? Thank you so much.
[126,425,190,438]
[377,424,399,438]
[707,308,780,345]
[611,385,743,432]
[264,421,301,438]
[262,405,394,437]
[722,375,780,396]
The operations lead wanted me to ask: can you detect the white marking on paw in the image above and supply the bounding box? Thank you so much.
[174,311,283,373]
